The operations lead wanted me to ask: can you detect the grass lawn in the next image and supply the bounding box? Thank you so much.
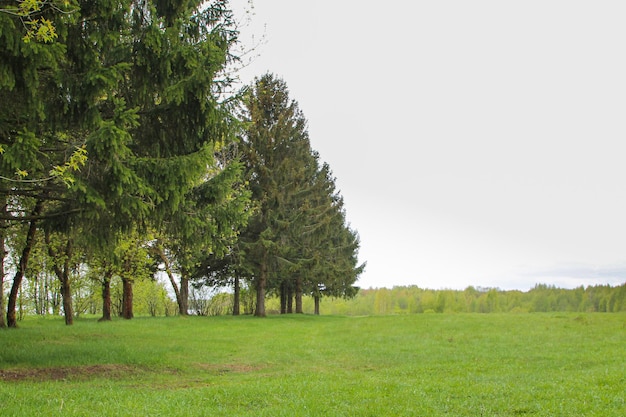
[1,313,625,416]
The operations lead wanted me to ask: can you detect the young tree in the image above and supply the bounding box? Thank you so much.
[43,228,76,325]
[117,231,155,320]
[86,252,116,322]
[133,277,171,317]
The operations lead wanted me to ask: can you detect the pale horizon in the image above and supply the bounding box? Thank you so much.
[230,0,626,291]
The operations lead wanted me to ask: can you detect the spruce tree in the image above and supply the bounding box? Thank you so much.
[239,74,314,316]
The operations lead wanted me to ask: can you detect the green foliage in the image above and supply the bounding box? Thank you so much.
[113,231,153,284]
[1,314,625,416]
[0,1,78,43]
[188,289,234,316]
[1,0,240,223]
[132,279,172,317]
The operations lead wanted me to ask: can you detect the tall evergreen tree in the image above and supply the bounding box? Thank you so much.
[239,74,314,316]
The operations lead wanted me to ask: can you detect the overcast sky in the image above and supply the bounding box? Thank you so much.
[229,0,626,290]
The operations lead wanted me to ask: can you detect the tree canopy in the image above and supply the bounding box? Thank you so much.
[1,3,363,326]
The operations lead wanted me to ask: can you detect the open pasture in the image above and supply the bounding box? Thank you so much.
[1,313,625,416]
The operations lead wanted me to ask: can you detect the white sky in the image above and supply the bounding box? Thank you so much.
[229,0,626,290]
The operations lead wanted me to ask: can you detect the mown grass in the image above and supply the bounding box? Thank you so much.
[1,313,625,416]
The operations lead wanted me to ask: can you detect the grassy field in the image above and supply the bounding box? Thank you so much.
[1,313,625,416]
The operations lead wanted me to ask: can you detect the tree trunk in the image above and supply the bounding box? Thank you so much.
[295,275,303,314]
[232,275,240,316]
[61,278,73,325]
[314,295,320,315]
[280,280,287,314]
[45,230,74,325]
[42,273,48,314]
[7,200,43,328]
[287,285,294,314]
[99,271,112,322]
[179,275,189,316]
[0,203,6,328]
[51,284,61,315]
[121,277,134,319]
[155,244,185,315]
[254,261,267,317]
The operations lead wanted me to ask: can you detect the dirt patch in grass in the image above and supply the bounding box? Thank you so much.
[0,363,265,384]
[0,364,141,382]
[195,363,264,375]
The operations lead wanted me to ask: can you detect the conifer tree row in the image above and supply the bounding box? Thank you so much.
[1,3,362,324]
[234,74,364,317]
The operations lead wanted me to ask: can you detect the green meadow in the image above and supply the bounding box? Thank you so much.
[1,313,625,416]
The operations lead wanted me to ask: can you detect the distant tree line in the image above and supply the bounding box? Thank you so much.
[0,1,362,327]
[301,284,626,315]
[11,280,626,319]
